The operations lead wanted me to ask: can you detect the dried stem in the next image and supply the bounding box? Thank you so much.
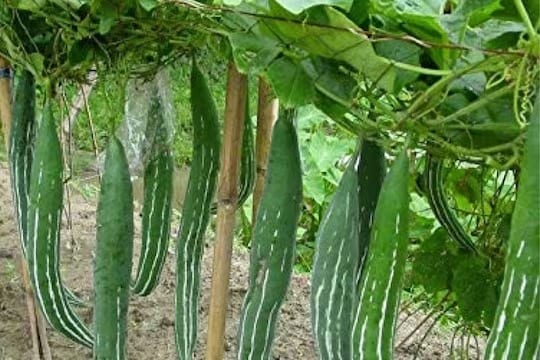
[252,78,278,221]
[205,63,247,360]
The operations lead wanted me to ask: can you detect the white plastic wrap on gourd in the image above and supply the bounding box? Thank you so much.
[116,69,176,178]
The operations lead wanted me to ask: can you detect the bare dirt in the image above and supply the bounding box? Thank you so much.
[0,162,483,359]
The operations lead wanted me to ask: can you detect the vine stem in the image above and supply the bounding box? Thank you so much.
[514,0,537,40]
[206,63,247,360]
[425,85,513,126]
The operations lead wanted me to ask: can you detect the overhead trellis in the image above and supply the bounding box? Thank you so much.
[1,0,539,165]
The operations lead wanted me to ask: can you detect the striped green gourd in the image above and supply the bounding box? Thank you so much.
[237,92,255,207]
[93,137,134,360]
[237,110,303,360]
[352,149,410,360]
[311,152,360,360]
[131,149,173,296]
[174,60,220,359]
[424,154,477,253]
[9,70,36,257]
[310,139,387,360]
[27,100,93,348]
[484,93,539,360]
[356,140,386,286]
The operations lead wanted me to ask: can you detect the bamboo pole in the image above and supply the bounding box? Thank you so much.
[0,58,12,150]
[0,58,51,359]
[205,63,247,360]
[252,79,279,220]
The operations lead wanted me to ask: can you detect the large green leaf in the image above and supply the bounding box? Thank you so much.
[412,228,456,293]
[273,0,353,14]
[266,57,316,107]
[266,4,396,91]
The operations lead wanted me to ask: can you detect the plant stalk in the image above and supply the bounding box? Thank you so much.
[252,78,278,221]
[205,63,247,360]
[514,0,537,40]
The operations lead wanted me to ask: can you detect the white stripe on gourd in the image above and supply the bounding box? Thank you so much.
[132,148,173,296]
[174,59,220,360]
[93,137,134,360]
[356,140,386,286]
[311,153,360,360]
[484,92,539,360]
[237,110,303,360]
[352,149,409,360]
[9,70,35,258]
[424,155,477,253]
[27,101,93,348]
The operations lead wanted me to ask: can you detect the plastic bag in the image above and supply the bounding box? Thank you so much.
[116,68,176,178]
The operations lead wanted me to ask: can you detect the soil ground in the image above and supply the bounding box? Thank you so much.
[0,162,483,359]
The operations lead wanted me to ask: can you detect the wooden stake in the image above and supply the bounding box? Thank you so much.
[0,58,13,150]
[0,57,51,360]
[205,63,247,360]
[252,78,279,220]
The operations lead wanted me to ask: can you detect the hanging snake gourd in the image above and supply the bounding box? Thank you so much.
[9,70,36,257]
[237,110,303,360]
[352,149,410,360]
[27,100,93,348]
[131,94,174,296]
[484,93,540,360]
[311,152,360,360]
[310,139,386,359]
[356,140,386,286]
[424,154,477,253]
[174,60,220,360]
[93,137,134,359]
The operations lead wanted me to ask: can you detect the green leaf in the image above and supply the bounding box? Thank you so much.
[138,0,158,11]
[273,0,353,14]
[229,32,281,74]
[266,57,315,107]
[68,40,94,65]
[374,40,421,92]
[28,53,44,75]
[266,5,396,91]
[13,0,46,10]
[412,228,455,293]
[308,132,349,173]
[302,58,357,107]
[303,168,328,205]
[452,254,496,323]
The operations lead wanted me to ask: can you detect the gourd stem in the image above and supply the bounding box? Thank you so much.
[514,0,537,40]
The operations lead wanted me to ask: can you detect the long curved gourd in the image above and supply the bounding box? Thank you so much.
[174,60,220,360]
[131,147,174,296]
[93,137,134,359]
[310,139,387,360]
[237,110,303,360]
[356,140,386,285]
[484,93,539,360]
[27,100,93,348]
[352,149,409,360]
[311,152,360,360]
[424,154,477,253]
[9,70,36,257]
